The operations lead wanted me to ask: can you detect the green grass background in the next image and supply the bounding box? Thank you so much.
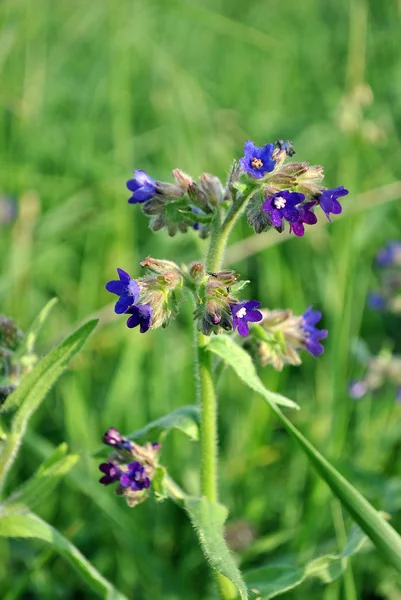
[1,0,401,598]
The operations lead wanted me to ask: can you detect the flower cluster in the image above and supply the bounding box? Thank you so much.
[98,427,160,507]
[242,140,349,237]
[244,306,328,371]
[0,315,25,402]
[368,241,401,314]
[349,353,401,403]
[125,139,348,241]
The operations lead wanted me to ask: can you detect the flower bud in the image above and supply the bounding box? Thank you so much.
[140,256,182,276]
[246,192,273,234]
[172,168,193,191]
[199,173,224,206]
[187,183,212,213]
[156,182,184,198]
[0,316,24,352]
[189,262,207,284]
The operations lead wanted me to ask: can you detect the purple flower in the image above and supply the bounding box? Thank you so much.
[318,186,349,221]
[263,191,305,229]
[348,380,368,400]
[376,242,401,267]
[367,292,386,310]
[120,461,150,491]
[102,427,132,451]
[289,201,318,237]
[127,170,157,204]
[106,268,140,314]
[231,300,263,337]
[99,461,121,486]
[301,306,328,357]
[396,388,401,404]
[126,303,152,333]
[240,141,276,179]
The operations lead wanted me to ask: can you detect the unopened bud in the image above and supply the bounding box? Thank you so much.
[189,262,206,284]
[172,169,193,191]
[187,183,212,213]
[199,173,224,206]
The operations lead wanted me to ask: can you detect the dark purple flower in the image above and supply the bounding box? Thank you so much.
[127,170,157,204]
[240,141,276,179]
[99,461,122,485]
[106,268,140,314]
[376,242,401,267]
[367,292,386,310]
[126,303,152,333]
[231,300,263,337]
[348,380,368,400]
[289,201,318,237]
[263,191,305,229]
[102,427,132,451]
[120,461,150,491]
[318,186,349,221]
[301,306,328,357]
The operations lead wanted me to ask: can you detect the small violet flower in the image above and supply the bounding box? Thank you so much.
[99,461,122,486]
[348,380,368,400]
[120,461,150,491]
[396,388,401,404]
[289,201,318,237]
[376,242,401,267]
[301,306,328,357]
[102,427,132,451]
[318,186,349,221]
[126,303,152,333]
[240,141,276,179]
[231,300,263,337]
[127,170,157,204]
[106,268,140,314]
[263,191,305,229]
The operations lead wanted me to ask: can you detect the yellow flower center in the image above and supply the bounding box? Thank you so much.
[251,157,263,169]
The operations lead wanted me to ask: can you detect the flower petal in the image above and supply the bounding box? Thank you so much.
[115,295,132,315]
[105,280,127,295]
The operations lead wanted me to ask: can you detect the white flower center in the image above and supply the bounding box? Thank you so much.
[274,196,286,209]
[237,307,247,319]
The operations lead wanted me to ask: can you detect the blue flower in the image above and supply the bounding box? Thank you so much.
[240,141,276,179]
[102,427,133,451]
[106,268,140,314]
[126,303,152,333]
[263,191,305,229]
[301,306,328,357]
[289,201,318,237]
[231,300,263,337]
[127,170,157,204]
[376,242,401,267]
[120,461,150,491]
[99,461,122,486]
[367,292,386,310]
[396,388,401,404]
[318,186,349,221]
[275,139,296,156]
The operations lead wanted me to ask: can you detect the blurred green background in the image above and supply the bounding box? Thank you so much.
[1,0,401,598]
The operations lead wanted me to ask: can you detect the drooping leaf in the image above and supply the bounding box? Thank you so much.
[0,510,128,600]
[0,319,97,495]
[3,443,79,509]
[244,525,367,599]
[207,336,299,410]
[13,298,59,362]
[185,496,248,600]
[259,394,401,573]
[128,405,200,442]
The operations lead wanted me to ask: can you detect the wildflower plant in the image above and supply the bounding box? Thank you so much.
[2,142,401,600]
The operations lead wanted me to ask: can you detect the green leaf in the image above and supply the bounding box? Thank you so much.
[260,395,401,573]
[207,336,299,410]
[3,443,79,509]
[13,298,58,361]
[244,526,367,599]
[128,405,200,442]
[0,319,97,495]
[0,510,128,600]
[185,496,248,600]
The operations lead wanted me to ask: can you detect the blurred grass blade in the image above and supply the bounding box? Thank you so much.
[128,405,200,442]
[0,320,97,495]
[13,298,58,360]
[3,443,79,509]
[262,395,401,573]
[207,336,299,410]
[244,526,367,599]
[0,510,128,600]
[185,497,248,600]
